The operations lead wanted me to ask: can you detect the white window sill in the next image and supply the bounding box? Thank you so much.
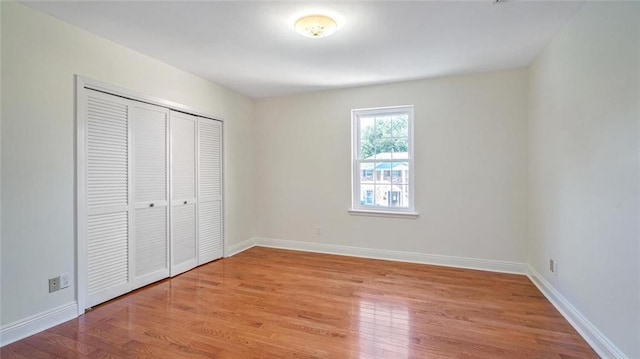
[348,209,419,219]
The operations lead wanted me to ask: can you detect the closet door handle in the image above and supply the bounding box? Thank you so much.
[149,203,154,207]
[183,201,188,205]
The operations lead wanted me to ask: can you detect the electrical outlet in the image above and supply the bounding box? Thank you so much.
[549,259,558,274]
[60,273,70,289]
[316,226,322,235]
[49,276,60,293]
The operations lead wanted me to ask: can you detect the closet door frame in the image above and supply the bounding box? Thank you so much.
[76,76,225,315]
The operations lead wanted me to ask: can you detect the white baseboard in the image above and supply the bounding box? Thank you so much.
[0,302,78,347]
[251,237,528,275]
[225,238,256,257]
[527,266,627,359]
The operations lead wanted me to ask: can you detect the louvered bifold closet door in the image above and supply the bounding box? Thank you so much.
[84,89,132,308]
[170,111,198,276]
[198,118,223,264]
[132,103,170,289]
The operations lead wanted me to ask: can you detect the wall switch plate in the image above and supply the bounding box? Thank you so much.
[49,276,60,293]
[60,273,70,289]
[549,259,558,274]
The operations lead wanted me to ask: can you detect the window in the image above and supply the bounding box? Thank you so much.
[351,105,416,216]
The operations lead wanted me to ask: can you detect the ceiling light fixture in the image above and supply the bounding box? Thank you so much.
[294,14,337,38]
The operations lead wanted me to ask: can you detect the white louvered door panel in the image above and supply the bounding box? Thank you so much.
[135,207,168,283]
[132,103,170,288]
[87,212,128,301]
[198,201,222,263]
[171,112,197,201]
[171,203,197,267]
[198,118,223,264]
[84,89,132,308]
[170,111,198,276]
[87,93,129,209]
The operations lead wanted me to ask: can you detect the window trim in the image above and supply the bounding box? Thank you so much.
[350,105,416,216]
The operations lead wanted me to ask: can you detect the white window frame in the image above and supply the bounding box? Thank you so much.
[350,105,418,218]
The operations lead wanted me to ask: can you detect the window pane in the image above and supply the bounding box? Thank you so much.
[391,162,409,185]
[358,162,374,207]
[359,163,375,182]
[373,162,390,207]
[362,116,394,160]
[375,116,392,136]
[392,115,408,138]
[390,138,408,158]
[360,117,374,138]
[375,117,392,159]
[374,162,393,184]
[359,185,375,206]
[389,185,409,208]
[359,116,375,160]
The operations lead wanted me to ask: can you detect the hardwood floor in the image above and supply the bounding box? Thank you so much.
[1,247,598,358]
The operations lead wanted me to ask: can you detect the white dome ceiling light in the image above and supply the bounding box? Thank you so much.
[294,14,338,38]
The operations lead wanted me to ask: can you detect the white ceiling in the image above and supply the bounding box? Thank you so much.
[23,1,584,98]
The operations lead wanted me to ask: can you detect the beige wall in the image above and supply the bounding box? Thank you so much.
[254,69,529,263]
[0,1,255,326]
[528,2,640,357]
